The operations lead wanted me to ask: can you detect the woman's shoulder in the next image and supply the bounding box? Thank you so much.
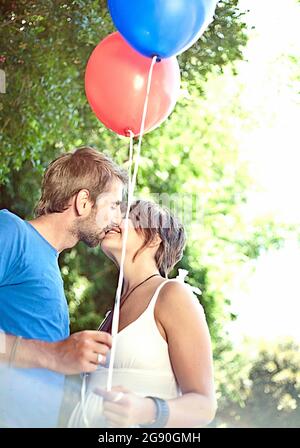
[154,276,206,337]
[156,273,204,316]
[160,279,202,303]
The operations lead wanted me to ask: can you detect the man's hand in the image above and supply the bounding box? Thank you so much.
[50,331,112,375]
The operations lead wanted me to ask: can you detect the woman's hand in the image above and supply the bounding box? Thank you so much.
[94,385,156,428]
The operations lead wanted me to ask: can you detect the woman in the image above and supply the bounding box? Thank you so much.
[68,199,217,428]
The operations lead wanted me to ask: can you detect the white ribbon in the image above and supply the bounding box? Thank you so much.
[176,268,202,296]
[79,55,158,427]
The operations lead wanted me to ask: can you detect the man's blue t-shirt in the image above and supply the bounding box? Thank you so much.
[0,209,70,427]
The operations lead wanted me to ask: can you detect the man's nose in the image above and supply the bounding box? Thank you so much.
[112,207,122,227]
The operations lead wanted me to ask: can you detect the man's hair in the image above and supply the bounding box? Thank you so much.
[35,146,128,217]
[128,199,186,277]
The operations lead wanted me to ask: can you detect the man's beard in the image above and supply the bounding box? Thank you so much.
[77,228,101,248]
[72,211,103,248]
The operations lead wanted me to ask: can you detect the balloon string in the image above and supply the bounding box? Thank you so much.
[105,131,133,394]
[105,55,157,393]
[81,372,89,427]
[79,132,135,427]
[79,56,157,426]
[128,128,134,188]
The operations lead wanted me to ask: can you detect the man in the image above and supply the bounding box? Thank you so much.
[0,146,127,427]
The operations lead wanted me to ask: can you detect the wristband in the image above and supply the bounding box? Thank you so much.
[139,396,169,428]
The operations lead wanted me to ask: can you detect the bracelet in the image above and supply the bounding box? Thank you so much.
[9,335,22,368]
[139,396,170,428]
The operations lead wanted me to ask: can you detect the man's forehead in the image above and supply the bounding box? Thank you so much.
[109,178,125,192]
[96,179,125,202]
[109,181,124,200]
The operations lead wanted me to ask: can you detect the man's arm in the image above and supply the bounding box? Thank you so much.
[0,330,112,375]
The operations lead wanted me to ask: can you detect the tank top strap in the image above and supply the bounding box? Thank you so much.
[146,278,179,313]
[147,269,202,313]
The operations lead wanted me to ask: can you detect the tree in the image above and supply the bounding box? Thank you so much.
[1,0,292,354]
[213,340,300,428]
[0,0,247,185]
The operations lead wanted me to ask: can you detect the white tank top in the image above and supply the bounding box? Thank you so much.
[68,270,201,428]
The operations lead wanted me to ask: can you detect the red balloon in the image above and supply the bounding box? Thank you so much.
[85,32,181,137]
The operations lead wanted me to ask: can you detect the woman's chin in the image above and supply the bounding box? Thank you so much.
[100,235,122,253]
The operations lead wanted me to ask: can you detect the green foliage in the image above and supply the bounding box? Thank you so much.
[213,340,300,428]
[0,0,253,338]
[2,2,298,429]
[0,1,290,353]
[0,0,247,183]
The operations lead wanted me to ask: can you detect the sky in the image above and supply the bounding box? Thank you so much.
[238,0,300,223]
[226,0,300,343]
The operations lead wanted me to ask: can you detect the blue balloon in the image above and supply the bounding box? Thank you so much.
[108,0,218,59]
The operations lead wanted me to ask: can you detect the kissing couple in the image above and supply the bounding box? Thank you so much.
[0,146,216,428]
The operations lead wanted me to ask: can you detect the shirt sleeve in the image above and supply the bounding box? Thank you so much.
[0,212,22,285]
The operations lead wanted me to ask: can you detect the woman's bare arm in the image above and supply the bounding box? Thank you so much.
[156,280,217,427]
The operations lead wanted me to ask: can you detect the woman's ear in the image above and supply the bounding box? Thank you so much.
[148,234,162,248]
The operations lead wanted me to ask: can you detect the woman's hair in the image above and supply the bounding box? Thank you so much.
[127,199,186,278]
[35,146,128,217]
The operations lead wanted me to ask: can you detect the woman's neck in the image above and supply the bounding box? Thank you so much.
[121,259,161,297]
